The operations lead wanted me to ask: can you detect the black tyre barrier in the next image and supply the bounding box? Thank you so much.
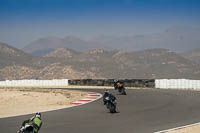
[68,79,155,88]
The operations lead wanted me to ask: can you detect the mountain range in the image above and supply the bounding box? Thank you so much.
[23,26,200,56]
[1,42,200,80]
[23,36,108,55]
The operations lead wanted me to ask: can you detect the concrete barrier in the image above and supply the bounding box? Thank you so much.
[1,79,200,90]
[155,79,200,89]
[0,79,69,87]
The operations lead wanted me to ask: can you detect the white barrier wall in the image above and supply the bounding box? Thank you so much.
[155,79,200,89]
[1,79,200,89]
[0,79,69,87]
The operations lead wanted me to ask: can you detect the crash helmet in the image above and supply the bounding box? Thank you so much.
[35,112,41,119]
[114,79,119,83]
[104,90,109,95]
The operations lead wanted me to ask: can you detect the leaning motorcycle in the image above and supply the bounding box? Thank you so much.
[115,83,127,95]
[118,86,126,95]
[17,124,34,133]
[105,97,117,113]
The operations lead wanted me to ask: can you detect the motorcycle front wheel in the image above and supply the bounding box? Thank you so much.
[109,104,116,113]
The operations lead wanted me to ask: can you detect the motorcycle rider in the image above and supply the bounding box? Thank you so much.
[19,112,42,133]
[114,79,126,95]
[114,79,119,90]
[114,79,123,90]
[103,90,116,105]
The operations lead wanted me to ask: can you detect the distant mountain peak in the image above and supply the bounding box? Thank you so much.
[23,36,97,55]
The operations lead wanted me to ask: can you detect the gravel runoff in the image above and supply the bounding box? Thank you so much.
[0,87,87,118]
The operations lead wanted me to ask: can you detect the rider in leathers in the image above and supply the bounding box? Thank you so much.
[19,112,42,133]
[103,91,116,105]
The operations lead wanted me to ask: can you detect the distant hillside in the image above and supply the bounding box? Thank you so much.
[44,48,200,79]
[181,48,200,64]
[0,42,98,80]
[0,42,34,68]
[1,43,200,80]
[44,48,79,58]
[23,36,107,55]
[0,42,58,69]
[110,49,200,79]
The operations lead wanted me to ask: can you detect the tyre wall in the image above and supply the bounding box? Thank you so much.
[68,79,155,88]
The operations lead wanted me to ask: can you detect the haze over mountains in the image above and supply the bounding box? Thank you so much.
[23,26,200,56]
[181,48,200,64]
[23,36,107,56]
[1,41,200,80]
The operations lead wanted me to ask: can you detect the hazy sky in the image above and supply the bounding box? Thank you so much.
[0,0,200,48]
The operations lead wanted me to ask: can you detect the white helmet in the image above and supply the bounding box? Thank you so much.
[35,112,41,119]
[114,79,119,83]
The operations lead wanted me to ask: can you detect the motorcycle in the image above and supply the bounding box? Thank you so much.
[17,124,34,133]
[115,82,127,95]
[105,96,117,113]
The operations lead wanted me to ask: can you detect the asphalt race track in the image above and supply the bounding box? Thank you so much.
[1,89,200,133]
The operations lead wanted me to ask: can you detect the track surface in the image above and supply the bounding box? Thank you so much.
[1,89,200,133]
